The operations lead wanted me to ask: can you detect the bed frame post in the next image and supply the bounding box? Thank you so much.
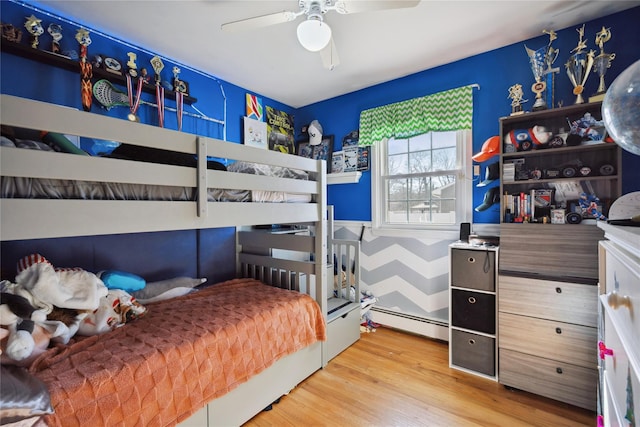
[196,136,207,218]
[316,160,329,367]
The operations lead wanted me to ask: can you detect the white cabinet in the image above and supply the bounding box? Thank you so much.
[449,243,498,380]
[597,223,640,427]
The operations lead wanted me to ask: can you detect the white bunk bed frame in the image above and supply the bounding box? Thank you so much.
[0,94,328,427]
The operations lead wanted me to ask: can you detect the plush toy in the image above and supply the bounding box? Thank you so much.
[0,291,47,363]
[503,125,553,152]
[0,253,107,365]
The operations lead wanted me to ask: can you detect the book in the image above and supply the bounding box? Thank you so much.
[343,146,358,172]
[331,150,344,173]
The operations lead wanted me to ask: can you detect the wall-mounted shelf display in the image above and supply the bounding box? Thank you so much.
[327,171,362,185]
[499,101,621,226]
[1,40,198,105]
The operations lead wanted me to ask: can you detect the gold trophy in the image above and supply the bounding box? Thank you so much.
[565,25,594,104]
[589,27,616,103]
[525,30,559,111]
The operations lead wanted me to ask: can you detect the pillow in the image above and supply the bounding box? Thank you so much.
[0,365,53,424]
[130,277,206,300]
[135,287,197,304]
[97,270,146,292]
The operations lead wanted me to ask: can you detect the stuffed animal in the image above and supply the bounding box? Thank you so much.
[0,253,107,364]
[0,291,47,363]
[503,125,553,152]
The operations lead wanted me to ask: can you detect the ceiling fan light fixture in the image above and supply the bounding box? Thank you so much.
[297,19,332,52]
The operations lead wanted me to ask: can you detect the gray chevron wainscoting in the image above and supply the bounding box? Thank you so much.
[334,225,452,340]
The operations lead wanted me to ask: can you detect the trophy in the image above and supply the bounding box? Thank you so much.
[507,83,527,116]
[47,24,63,55]
[24,14,44,49]
[590,26,616,102]
[565,25,594,104]
[525,30,559,111]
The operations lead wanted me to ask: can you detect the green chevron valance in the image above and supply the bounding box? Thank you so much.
[358,86,473,146]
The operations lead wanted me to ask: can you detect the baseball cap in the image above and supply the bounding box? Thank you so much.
[472,136,500,162]
[308,120,323,145]
[475,186,501,212]
[477,162,499,187]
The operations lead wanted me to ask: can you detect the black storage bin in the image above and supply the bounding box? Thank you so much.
[451,289,495,334]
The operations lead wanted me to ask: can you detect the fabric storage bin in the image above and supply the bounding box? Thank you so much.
[450,248,495,291]
[451,289,495,334]
[451,329,495,377]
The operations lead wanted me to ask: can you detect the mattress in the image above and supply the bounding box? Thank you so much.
[29,278,326,427]
[0,160,312,203]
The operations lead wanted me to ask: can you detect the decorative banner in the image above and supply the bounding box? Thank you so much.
[246,93,263,121]
[243,117,268,149]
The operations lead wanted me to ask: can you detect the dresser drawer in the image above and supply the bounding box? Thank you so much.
[451,289,495,334]
[450,329,495,377]
[499,275,597,327]
[499,312,597,369]
[600,240,640,359]
[451,248,495,291]
[601,301,640,427]
[499,348,597,411]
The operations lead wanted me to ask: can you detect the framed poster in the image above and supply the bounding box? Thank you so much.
[243,116,267,149]
[297,135,334,173]
[266,106,295,154]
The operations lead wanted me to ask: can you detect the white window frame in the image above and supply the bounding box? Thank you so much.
[370,130,473,238]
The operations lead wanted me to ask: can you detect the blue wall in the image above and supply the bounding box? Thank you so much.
[297,7,640,223]
[0,1,294,144]
[2,2,639,225]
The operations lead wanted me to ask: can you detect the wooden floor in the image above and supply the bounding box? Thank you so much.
[244,326,595,427]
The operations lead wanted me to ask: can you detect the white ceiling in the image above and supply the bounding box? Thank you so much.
[32,0,640,108]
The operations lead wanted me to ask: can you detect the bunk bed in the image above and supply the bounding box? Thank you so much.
[0,94,329,427]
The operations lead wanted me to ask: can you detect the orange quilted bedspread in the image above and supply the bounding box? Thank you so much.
[29,278,326,427]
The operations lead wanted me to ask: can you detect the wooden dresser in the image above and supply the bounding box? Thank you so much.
[498,225,603,411]
[597,223,639,426]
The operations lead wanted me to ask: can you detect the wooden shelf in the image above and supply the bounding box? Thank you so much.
[327,171,362,184]
[2,40,198,104]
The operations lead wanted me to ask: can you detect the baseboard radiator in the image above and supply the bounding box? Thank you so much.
[371,307,449,342]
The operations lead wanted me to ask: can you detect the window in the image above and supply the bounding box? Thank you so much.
[372,130,472,231]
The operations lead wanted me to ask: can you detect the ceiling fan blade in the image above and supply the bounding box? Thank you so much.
[320,37,340,70]
[221,10,299,32]
[334,0,420,14]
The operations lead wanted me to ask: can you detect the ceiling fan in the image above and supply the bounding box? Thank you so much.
[221,0,420,70]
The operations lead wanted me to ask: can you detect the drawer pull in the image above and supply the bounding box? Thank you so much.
[607,291,632,311]
[468,296,476,304]
[468,339,475,345]
[468,257,475,263]
[555,287,562,294]
[555,327,562,334]
[556,367,563,374]
[598,341,614,360]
